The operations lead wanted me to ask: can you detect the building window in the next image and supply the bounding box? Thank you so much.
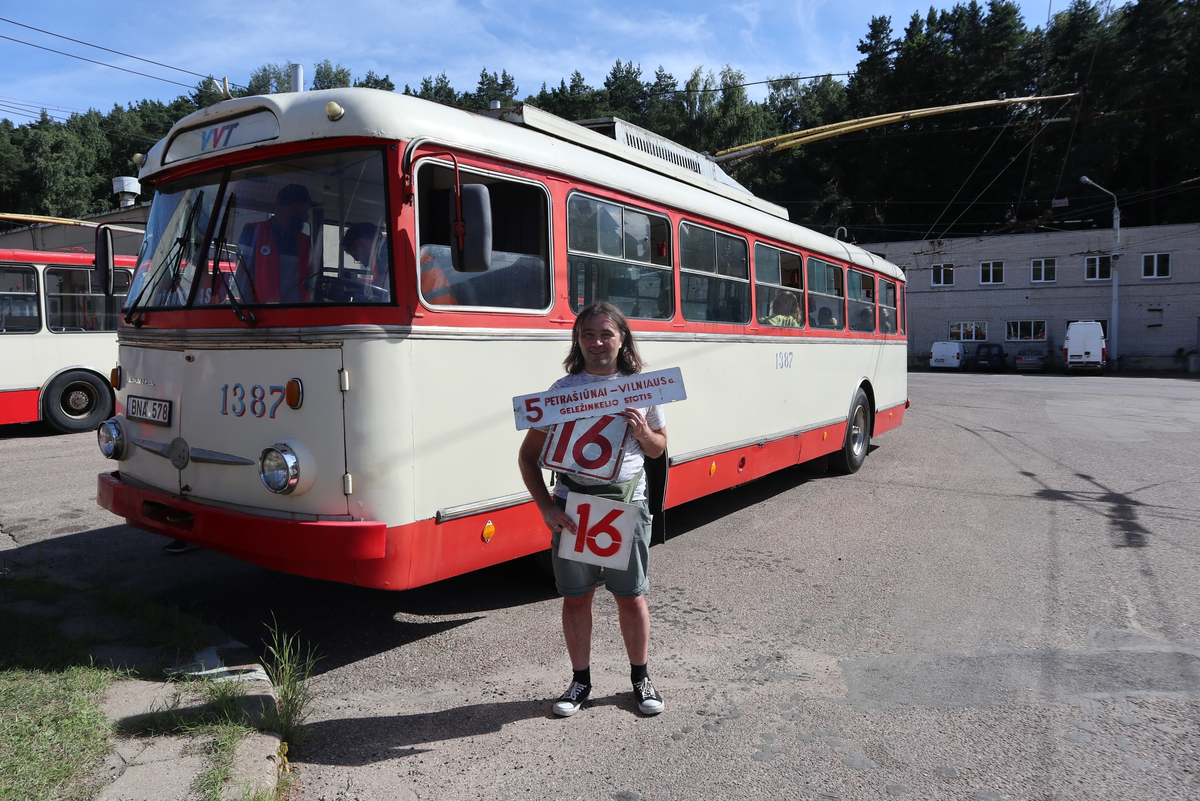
[931,263,953,286]
[949,321,987,341]
[1006,320,1047,341]
[1085,255,1111,281]
[1030,258,1056,283]
[980,261,1004,284]
[1142,253,1170,279]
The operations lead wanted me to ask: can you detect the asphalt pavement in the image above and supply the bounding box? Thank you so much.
[2,371,1198,800]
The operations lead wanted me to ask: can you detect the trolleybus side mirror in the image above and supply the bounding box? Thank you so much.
[94,226,115,297]
[450,183,492,273]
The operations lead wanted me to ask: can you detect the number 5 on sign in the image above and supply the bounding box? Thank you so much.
[559,493,638,570]
[539,415,630,481]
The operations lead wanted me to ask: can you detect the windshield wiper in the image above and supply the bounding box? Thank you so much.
[125,190,204,326]
[208,193,256,325]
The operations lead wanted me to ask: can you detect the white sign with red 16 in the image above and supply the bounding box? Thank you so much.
[559,492,637,570]
[538,414,630,482]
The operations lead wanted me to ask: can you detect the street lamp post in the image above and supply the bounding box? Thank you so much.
[1080,175,1120,366]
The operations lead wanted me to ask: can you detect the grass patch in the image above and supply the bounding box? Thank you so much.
[90,586,213,659]
[0,608,113,801]
[261,616,319,749]
[0,576,72,605]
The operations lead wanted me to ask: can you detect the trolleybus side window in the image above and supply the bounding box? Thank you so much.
[46,268,131,332]
[567,193,672,319]
[847,269,876,333]
[879,278,898,334]
[807,257,845,330]
[754,243,803,328]
[416,162,550,310]
[0,264,40,333]
[679,221,750,323]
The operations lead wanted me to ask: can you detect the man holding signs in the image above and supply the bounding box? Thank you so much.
[518,302,668,717]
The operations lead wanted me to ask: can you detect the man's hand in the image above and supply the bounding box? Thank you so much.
[619,408,666,459]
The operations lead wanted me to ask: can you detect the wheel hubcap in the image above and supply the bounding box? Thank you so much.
[850,407,868,457]
[61,383,95,418]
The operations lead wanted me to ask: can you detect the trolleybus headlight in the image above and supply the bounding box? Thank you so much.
[97,416,127,460]
[258,440,316,495]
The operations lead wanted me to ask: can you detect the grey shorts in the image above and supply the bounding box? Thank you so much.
[550,496,652,599]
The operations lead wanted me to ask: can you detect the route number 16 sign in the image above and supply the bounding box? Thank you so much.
[539,414,630,481]
[559,493,637,570]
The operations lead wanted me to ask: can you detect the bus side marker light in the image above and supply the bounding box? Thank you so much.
[737,456,746,473]
[110,366,122,389]
[285,379,303,409]
[482,520,495,543]
[823,431,828,440]
[709,461,717,476]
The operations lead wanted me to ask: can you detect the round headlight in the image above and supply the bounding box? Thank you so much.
[260,444,300,494]
[97,418,125,460]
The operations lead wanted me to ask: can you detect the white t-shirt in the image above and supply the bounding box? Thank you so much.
[539,371,665,501]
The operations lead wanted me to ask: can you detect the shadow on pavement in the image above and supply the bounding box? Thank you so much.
[302,692,640,765]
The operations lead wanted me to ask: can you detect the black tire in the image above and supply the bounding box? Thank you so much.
[830,387,871,474]
[43,370,112,434]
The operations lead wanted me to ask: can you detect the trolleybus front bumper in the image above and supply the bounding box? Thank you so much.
[97,471,386,563]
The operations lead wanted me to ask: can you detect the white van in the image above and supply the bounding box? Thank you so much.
[1064,321,1107,371]
[930,341,968,370]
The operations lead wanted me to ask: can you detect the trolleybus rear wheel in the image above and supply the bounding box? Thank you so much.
[43,370,112,434]
[830,387,871,474]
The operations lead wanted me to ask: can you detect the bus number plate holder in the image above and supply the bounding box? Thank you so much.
[127,396,172,426]
[539,414,629,482]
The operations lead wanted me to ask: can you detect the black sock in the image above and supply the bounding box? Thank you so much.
[630,662,649,683]
[572,667,591,687]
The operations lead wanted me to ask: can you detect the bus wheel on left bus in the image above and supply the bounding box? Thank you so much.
[831,387,871,474]
[43,370,112,434]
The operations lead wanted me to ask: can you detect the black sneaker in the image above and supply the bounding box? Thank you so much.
[163,539,201,554]
[552,680,591,717]
[634,676,664,715]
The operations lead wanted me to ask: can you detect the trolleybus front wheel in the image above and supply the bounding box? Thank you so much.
[43,370,112,434]
[830,387,871,474]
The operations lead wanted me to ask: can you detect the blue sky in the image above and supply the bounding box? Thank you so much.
[1,0,1064,125]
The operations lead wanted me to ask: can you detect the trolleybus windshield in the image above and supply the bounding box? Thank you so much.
[125,148,390,314]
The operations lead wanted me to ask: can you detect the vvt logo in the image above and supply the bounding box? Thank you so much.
[200,122,240,151]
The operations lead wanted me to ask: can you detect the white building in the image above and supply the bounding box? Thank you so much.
[865,223,1200,370]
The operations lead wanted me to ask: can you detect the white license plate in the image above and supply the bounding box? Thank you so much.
[127,395,172,426]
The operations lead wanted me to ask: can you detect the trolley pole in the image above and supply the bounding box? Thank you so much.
[1080,176,1120,366]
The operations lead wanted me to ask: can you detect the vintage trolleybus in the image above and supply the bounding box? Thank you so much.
[94,88,908,590]
[1,248,135,432]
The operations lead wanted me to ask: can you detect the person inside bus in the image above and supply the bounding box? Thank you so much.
[417,245,458,305]
[760,291,802,328]
[342,222,390,300]
[880,306,896,334]
[817,305,839,329]
[236,183,317,303]
[517,301,667,719]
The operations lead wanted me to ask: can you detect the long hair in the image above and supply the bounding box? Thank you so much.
[563,301,644,375]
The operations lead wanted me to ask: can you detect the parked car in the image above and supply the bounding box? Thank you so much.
[1064,321,1107,372]
[975,343,1006,371]
[930,341,968,370]
[1014,347,1049,371]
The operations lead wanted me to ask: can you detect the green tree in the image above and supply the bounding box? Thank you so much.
[246,62,294,94]
[404,73,461,106]
[312,60,352,90]
[355,71,395,91]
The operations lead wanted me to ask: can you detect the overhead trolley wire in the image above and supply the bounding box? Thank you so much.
[0,16,245,89]
[0,33,195,89]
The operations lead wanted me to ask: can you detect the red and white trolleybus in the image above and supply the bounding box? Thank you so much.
[94,88,908,590]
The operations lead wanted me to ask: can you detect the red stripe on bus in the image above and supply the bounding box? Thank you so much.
[873,402,907,436]
[0,388,40,426]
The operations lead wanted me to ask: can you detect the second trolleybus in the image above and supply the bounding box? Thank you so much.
[94,88,908,590]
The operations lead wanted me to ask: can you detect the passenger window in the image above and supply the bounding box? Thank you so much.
[0,265,41,333]
[754,244,803,328]
[807,257,844,330]
[847,269,875,333]
[417,162,550,310]
[568,194,672,319]
[879,279,898,334]
[46,268,132,332]
[680,222,749,323]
